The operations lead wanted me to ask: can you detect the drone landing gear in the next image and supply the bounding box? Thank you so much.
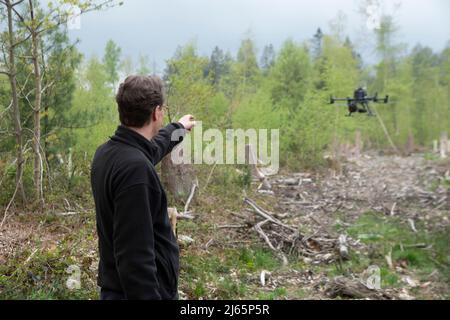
[361,103,376,117]
[366,107,376,117]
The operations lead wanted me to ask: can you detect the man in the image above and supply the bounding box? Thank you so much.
[90,75,195,300]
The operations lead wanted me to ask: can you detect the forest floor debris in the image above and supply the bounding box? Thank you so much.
[211,153,449,299]
[0,153,449,300]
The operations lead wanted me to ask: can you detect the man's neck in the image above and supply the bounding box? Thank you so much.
[126,124,157,141]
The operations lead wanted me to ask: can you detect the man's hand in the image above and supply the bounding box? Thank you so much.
[178,114,196,132]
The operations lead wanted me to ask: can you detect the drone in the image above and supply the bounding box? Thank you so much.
[330,87,389,116]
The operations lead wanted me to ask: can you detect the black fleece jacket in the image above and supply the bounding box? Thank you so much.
[90,123,185,300]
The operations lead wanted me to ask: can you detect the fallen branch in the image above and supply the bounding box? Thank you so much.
[202,161,217,193]
[403,243,429,249]
[254,219,288,266]
[0,158,25,228]
[184,179,198,215]
[214,224,247,229]
[9,248,39,278]
[55,212,79,217]
[177,213,195,220]
[244,197,296,232]
[408,219,418,233]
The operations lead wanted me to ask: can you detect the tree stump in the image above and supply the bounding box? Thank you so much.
[245,144,271,190]
[440,132,448,159]
[161,148,195,202]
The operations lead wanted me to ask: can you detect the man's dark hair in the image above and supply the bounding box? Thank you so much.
[116,75,165,127]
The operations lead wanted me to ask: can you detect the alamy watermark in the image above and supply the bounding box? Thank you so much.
[66,265,81,290]
[364,265,381,290]
[170,122,280,175]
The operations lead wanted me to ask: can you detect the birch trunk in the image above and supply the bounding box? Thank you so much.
[29,0,44,206]
[5,0,26,203]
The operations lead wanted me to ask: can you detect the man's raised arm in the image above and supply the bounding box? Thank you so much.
[148,115,196,165]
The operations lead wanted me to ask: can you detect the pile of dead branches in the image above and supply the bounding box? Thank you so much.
[242,197,353,266]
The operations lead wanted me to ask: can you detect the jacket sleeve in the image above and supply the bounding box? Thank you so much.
[113,183,161,300]
[148,122,186,165]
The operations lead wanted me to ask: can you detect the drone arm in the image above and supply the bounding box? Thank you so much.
[332,98,353,101]
[371,95,389,103]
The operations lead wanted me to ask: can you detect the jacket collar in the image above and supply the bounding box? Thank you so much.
[110,125,154,162]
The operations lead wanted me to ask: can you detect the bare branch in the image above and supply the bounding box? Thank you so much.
[254,219,289,266]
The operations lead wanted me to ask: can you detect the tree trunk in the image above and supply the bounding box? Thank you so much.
[30,0,44,207]
[161,152,195,203]
[406,130,415,155]
[6,0,26,204]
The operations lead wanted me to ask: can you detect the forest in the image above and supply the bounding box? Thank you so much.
[0,0,449,300]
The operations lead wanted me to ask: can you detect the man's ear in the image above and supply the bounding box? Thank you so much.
[151,108,158,122]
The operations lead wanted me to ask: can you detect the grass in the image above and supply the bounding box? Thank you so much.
[1,157,449,300]
[180,246,282,299]
[0,209,99,300]
[0,163,286,300]
[1,207,449,300]
[0,214,288,300]
[335,212,450,296]
[0,239,98,300]
[2,208,449,300]
[257,287,287,300]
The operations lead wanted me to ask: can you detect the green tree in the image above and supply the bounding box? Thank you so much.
[269,39,311,112]
[120,55,135,76]
[164,43,213,122]
[136,54,151,75]
[67,56,115,155]
[233,37,260,94]
[103,39,122,90]
[411,45,447,145]
[205,46,230,88]
[311,28,323,60]
[260,44,275,73]
[41,28,82,161]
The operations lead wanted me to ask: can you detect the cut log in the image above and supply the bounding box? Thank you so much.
[325,276,391,300]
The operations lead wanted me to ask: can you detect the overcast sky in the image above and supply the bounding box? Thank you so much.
[67,0,450,72]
